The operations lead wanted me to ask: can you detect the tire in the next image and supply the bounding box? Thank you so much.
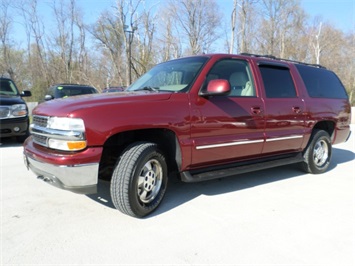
[299,130,332,174]
[110,142,168,218]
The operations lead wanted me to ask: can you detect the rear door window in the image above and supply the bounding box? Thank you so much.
[259,65,297,98]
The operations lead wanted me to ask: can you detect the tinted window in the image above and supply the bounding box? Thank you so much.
[259,65,297,98]
[53,86,97,98]
[0,79,19,96]
[296,64,348,99]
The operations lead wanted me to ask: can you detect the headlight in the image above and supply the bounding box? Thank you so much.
[47,117,85,131]
[47,117,86,151]
[11,104,28,117]
[31,116,87,151]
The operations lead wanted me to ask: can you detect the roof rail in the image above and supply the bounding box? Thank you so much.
[239,53,326,69]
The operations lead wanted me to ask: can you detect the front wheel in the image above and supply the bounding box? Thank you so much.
[299,130,332,174]
[110,142,168,218]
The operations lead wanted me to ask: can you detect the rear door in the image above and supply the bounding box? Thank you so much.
[257,62,306,154]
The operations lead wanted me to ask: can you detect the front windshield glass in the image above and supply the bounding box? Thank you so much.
[127,56,209,92]
[0,79,19,96]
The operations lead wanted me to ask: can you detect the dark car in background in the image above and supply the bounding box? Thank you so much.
[0,77,32,142]
[102,86,125,93]
[44,84,98,101]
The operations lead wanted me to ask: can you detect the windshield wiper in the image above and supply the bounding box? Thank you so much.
[136,86,159,92]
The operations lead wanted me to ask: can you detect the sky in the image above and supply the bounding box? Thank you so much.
[300,0,355,33]
[8,0,355,48]
[74,0,355,33]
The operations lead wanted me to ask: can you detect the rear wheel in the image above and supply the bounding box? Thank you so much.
[300,130,332,174]
[110,142,168,217]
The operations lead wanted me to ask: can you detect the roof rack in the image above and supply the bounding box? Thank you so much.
[239,53,326,69]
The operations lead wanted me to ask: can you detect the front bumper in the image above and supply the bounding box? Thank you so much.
[23,137,102,194]
[0,116,29,137]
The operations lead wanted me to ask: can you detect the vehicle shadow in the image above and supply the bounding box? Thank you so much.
[0,137,24,148]
[86,147,354,217]
[329,147,354,168]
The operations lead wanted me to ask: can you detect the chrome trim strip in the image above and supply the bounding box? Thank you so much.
[196,139,264,150]
[196,135,304,150]
[265,135,303,142]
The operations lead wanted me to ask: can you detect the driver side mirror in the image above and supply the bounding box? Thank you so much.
[199,79,231,97]
[44,95,53,101]
[21,90,32,97]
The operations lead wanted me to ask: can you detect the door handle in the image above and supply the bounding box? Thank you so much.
[251,106,262,115]
[292,106,301,114]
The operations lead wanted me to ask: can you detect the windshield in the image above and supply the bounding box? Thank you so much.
[0,79,19,96]
[53,86,97,98]
[127,56,209,92]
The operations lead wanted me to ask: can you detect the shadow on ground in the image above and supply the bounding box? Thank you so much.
[0,137,24,148]
[87,147,354,217]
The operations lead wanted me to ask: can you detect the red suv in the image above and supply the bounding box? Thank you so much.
[24,53,351,217]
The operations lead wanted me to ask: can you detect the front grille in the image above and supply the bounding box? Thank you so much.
[1,129,11,134]
[33,115,48,128]
[31,115,49,147]
[33,134,48,146]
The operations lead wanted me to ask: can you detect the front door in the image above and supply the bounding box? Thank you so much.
[190,59,265,167]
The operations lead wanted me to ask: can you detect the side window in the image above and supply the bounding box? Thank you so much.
[206,59,256,97]
[259,65,297,98]
[296,64,348,99]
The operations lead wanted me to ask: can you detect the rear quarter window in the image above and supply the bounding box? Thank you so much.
[296,64,348,99]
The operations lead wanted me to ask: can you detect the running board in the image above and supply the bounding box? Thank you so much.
[180,153,303,183]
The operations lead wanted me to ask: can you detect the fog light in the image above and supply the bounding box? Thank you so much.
[13,126,20,132]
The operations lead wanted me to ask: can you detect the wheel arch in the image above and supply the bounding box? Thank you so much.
[98,128,181,180]
[312,120,335,141]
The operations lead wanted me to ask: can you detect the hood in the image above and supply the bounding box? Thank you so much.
[0,95,27,106]
[33,91,173,117]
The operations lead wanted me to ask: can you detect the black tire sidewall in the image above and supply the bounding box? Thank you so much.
[307,131,332,174]
[128,144,168,217]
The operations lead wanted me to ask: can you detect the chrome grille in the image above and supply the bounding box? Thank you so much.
[31,115,49,147]
[33,134,48,146]
[33,115,48,127]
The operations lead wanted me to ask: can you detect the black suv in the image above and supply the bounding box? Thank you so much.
[44,84,98,101]
[0,77,32,142]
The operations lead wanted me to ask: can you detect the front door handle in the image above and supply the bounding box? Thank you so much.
[292,106,301,114]
[251,106,262,115]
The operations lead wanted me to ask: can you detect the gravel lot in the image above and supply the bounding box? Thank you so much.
[1,127,354,265]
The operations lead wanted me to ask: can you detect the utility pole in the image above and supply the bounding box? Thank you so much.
[124,24,136,85]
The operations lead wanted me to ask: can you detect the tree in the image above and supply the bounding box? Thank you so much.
[156,7,182,61]
[89,10,126,88]
[166,0,222,55]
[49,0,78,83]
[257,0,304,57]
[0,0,15,79]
